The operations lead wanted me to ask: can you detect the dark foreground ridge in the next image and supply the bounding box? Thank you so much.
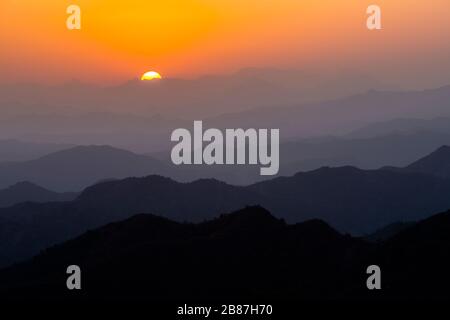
[3,146,450,268]
[1,205,450,300]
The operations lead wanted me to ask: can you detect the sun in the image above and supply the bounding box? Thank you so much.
[141,71,162,81]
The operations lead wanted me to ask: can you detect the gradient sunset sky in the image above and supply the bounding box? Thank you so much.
[0,0,449,86]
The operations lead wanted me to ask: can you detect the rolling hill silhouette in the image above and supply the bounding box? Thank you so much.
[0,145,166,191]
[0,176,260,267]
[0,182,77,208]
[2,138,450,188]
[0,206,369,300]
[1,82,449,168]
[364,221,415,242]
[378,209,450,298]
[206,85,450,138]
[347,117,450,139]
[279,132,450,175]
[0,69,394,119]
[4,133,450,189]
[2,206,450,300]
[1,146,450,268]
[250,165,450,232]
[0,139,73,162]
[403,145,450,178]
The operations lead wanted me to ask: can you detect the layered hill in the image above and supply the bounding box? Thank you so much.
[403,145,450,178]
[2,206,450,300]
[0,145,166,191]
[1,147,450,268]
[0,182,77,208]
[0,206,368,300]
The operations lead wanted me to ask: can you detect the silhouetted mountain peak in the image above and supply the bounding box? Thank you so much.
[187,178,236,190]
[89,213,184,240]
[76,175,176,201]
[38,145,138,160]
[416,145,450,160]
[289,219,344,243]
[291,166,365,180]
[4,181,46,192]
[217,205,280,224]
[382,209,450,264]
[405,145,450,178]
[428,145,450,156]
[0,181,77,209]
[0,145,166,191]
[297,165,363,175]
[190,177,228,185]
[365,221,415,242]
[295,219,335,231]
[201,206,285,238]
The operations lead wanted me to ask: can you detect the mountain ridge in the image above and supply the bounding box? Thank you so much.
[0,181,77,208]
[3,206,450,300]
[404,145,450,178]
[1,146,450,268]
[0,206,364,300]
[0,145,166,191]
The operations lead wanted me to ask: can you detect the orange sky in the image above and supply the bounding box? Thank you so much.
[0,0,449,86]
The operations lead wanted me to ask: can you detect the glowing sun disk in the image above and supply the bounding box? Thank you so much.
[141,71,162,80]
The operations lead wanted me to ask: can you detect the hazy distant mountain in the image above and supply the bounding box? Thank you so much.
[206,85,450,138]
[0,145,166,191]
[348,117,450,139]
[0,113,186,153]
[2,206,450,300]
[280,132,450,175]
[0,68,396,119]
[250,165,450,233]
[150,130,450,185]
[1,147,450,267]
[0,139,73,162]
[403,145,450,178]
[3,131,450,188]
[0,69,406,157]
[1,82,449,162]
[0,143,268,188]
[0,182,77,208]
